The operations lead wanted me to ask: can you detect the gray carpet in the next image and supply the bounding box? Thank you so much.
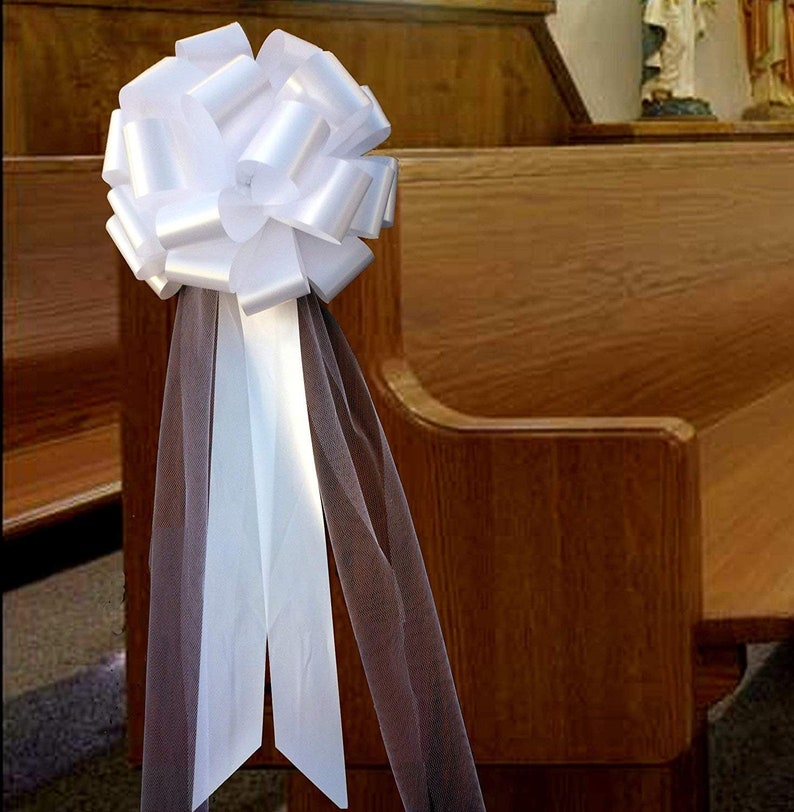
[709,641,794,812]
[2,655,285,811]
[4,644,793,810]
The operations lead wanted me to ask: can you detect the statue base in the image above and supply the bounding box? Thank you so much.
[742,102,794,121]
[641,97,715,119]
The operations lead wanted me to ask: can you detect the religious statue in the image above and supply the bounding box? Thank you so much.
[641,0,717,117]
[742,0,794,118]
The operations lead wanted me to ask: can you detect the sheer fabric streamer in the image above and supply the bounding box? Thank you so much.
[298,294,485,811]
[142,287,484,810]
[142,286,218,812]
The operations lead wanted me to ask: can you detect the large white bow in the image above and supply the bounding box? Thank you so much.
[104,24,397,811]
[104,23,396,314]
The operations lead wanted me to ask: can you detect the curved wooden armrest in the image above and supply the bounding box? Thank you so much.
[381,356,694,440]
[347,356,702,765]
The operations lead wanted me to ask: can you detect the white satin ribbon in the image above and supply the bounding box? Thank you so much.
[104,23,396,810]
[104,22,397,311]
[201,295,345,809]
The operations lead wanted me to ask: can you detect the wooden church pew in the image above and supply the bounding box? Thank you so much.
[3,158,121,536]
[118,141,793,811]
[5,138,792,809]
[287,142,794,808]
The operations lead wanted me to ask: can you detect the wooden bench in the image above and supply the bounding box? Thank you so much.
[120,141,793,810]
[3,158,121,537]
[295,142,794,808]
[377,145,794,648]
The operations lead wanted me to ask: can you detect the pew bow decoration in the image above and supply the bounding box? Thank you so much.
[104,23,484,812]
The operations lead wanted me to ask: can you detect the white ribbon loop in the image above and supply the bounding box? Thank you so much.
[124,118,195,200]
[241,101,330,203]
[329,86,391,158]
[106,25,395,308]
[383,167,398,228]
[119,57,207,121]
[163,239,242,292]
[235,222,311,316]
[184,55,272,164]
[156,189,264,251]
[106,215,165,281]
[274,157,372,244]
[349,157,398,239]
[298,232,374,302]
[102,109,130,187]
[256,29,321,91]
[176,22,253,73]
[144,273,182,299]
[276,52,372,152]
[108,185,161,257]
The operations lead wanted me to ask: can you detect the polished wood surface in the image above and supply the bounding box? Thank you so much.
[3,2,575,156]
[394,145,794,430]
[119,261,177,760]
[700,381,794,643]
[3,157,120,533]
[3,424,121,536]
[3,158,117,374]
[3,0,554,13]
[372,360,701,765]
[122,205,701,767]
[390,146,794,640]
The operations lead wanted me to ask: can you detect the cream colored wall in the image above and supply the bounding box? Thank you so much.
[548,0,752,121]
[697,0,753,117]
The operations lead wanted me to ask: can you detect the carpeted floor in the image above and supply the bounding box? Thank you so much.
[3,551,793,811]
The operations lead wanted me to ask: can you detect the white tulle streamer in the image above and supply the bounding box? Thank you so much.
[104,23,397,810]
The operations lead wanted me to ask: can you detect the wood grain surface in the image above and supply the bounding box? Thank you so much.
[394,145,794,430]
[700,381,794,643]
[287,748,707,812]
[2,0,554,14]
[119,261,177,761]
[2,2,573,156]
[122,236,702,769]
[2,424,121,536]
[3,157,120,532]
[370,359,701,765]
[121,143,791,795]
[3,158,118,368]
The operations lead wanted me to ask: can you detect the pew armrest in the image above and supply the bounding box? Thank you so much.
[365,357,702,764]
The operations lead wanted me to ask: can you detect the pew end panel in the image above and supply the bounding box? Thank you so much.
[372,145,794,649]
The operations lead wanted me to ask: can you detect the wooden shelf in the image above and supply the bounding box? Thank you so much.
[3,423,121,537]
[699,380,794,644]
[570,120,794,145]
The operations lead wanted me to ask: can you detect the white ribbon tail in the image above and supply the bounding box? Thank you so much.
[197,294,346,808]
[195,293,267,808]
[240,297,348,808]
